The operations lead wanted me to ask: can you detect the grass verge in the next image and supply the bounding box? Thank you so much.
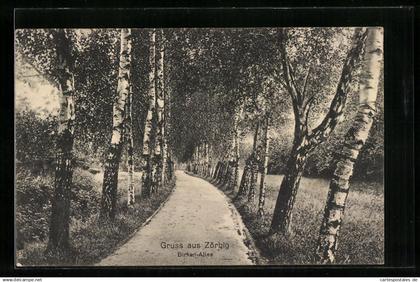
[209,172,384,265]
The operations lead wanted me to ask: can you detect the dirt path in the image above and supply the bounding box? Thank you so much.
[97,170,254,266]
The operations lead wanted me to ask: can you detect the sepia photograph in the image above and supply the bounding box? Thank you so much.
[14,27,384,266]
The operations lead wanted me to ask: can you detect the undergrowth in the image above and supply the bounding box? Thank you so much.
[16,168,175,266]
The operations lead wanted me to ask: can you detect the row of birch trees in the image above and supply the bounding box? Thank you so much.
[100,28,174,221]
[16,26,383,263]
[187,27,383,263]
[16,28,175,255]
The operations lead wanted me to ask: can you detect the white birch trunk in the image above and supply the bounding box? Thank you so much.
[227,107,242,190]
[101,28,132,219]
[47,29,76,253]
[153,29,165,192]
[161,40,167,184]
[258,116,270,216]
[316,27,383,264]
[141,29,156,197]
[127,83,135,206]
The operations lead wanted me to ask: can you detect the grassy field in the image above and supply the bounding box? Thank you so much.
[16,169,175,266]
[220,171,384,265]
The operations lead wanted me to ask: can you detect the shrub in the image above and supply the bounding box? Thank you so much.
[16,169,53,248]
[15,110,56,163]
[15,167,101,250]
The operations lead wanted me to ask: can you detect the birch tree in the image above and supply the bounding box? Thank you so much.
[236,74,282,204]
[225,106,242,190]
[213,161,222,179]
[152,30,165,193]
[258,115,270,216]
[217,152,230,184]
[163,79,173,182]
[140,29,156,198]
[248,136,261,203]
[316,27,383,263]
[47,29,76,253]
[236,121,259,199]
[270,28,368,234]
[205,142,211,176]
[126,83,135,207]
[100,28,132,220]
[161,41,167,184]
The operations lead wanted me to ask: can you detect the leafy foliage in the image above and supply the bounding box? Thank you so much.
[15,168,101,250]
[15,27,383,179]
[15,110,56,163]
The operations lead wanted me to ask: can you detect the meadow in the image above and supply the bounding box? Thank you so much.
[222,172,384,265]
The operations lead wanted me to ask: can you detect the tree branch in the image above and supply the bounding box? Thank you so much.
[19,56,59,88]
[278,29,297,102]
[303,95,315,132]
[301,66,312,101]
[287,61,302,104]
[307,27,368,149]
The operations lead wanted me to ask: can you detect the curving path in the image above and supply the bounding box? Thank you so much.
[97,170,254,266]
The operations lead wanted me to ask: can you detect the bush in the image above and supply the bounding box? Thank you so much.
[15,110,56,163]
[15,167,101,250]
[16,169,52,248]
[70,169,101,221]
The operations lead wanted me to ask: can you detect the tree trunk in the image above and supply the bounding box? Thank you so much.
[198,144,202,175]
[160,33,167,185]
[270,27,368,234]
[258,116,270,216]
[166,154,173,180]
[192,147,196,173]
[198,145,202,174]
[100,28,132,220]
[237,160,252,198]
[222,159,231,186]
[203,142,207,176]
[127,84,135,207]
[164,75,172,181]
[167,150,174,180]
[316,27,383,264]
[152,29,165,193]
[237,122,259,199]
[192,146,197,174]
[227,108,241,190]
[141,29,156,198]
[206,144,211,177]
[221,156,229,183]
[270,143,308,233]
[47,29,76,254]
[198,144,203,175]
[248,154,260,203]
[213,161,222,179]
[202,143,207,176]
[201,143,205,176]
[217,161,224,180]
[231,135,240,192]
[217,159,227,183]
